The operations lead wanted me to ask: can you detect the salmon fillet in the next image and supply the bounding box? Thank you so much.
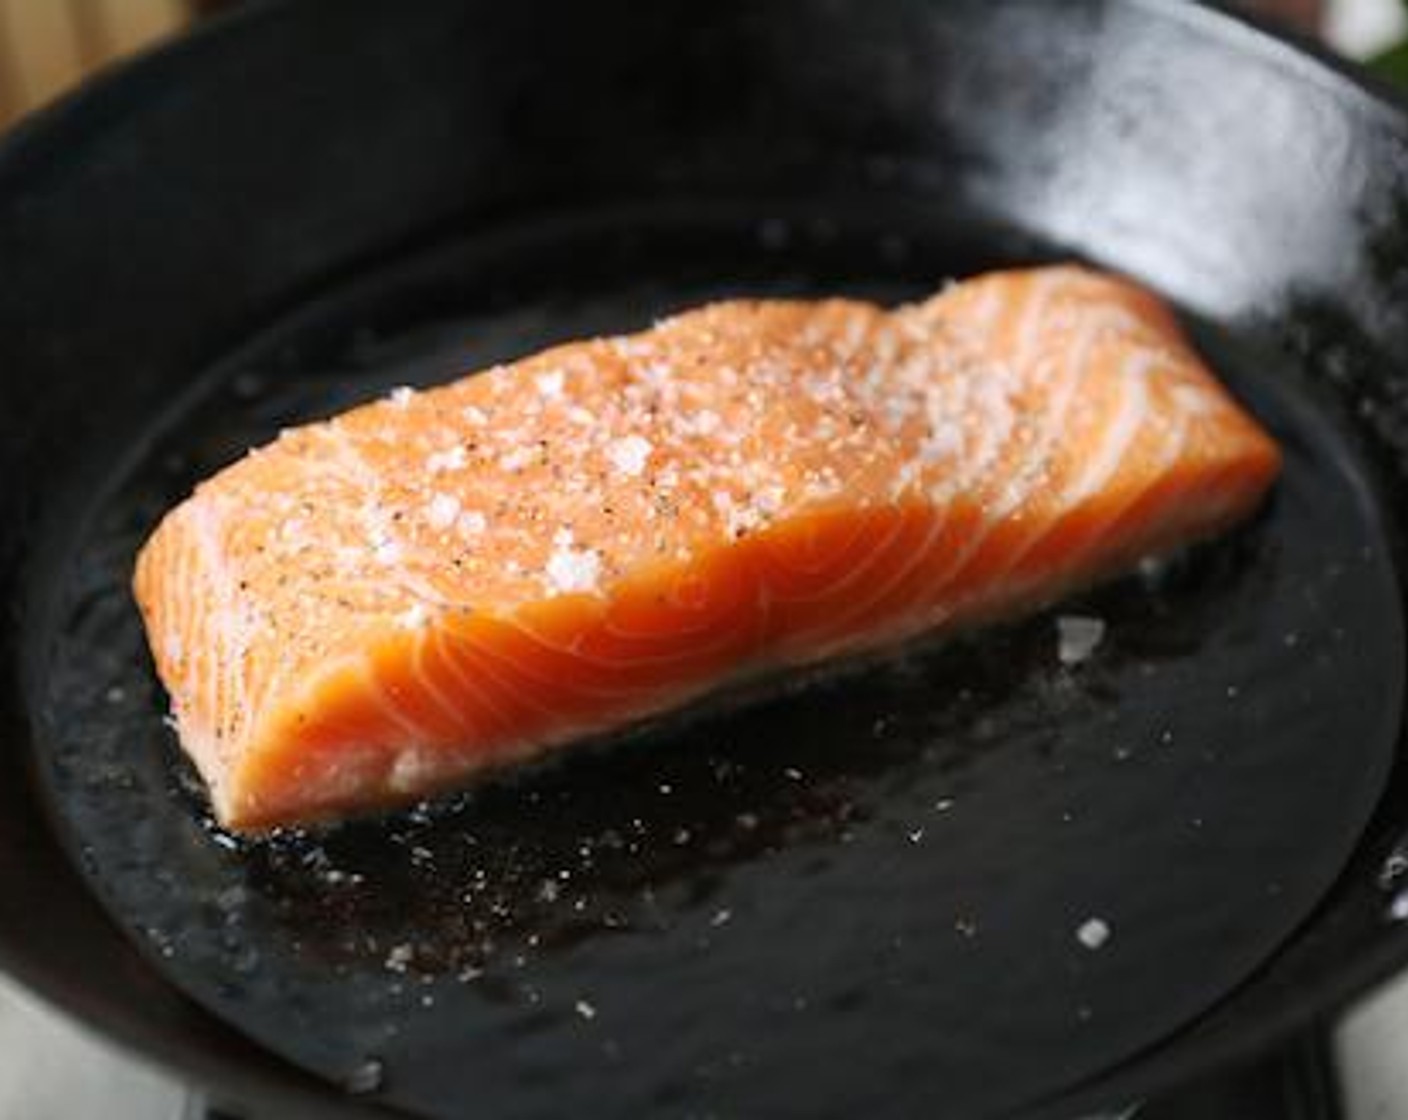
[133,266,1281,832]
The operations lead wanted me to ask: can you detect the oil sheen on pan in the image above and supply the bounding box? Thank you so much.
[33,206,1399,1119]
[132,265,1280,831]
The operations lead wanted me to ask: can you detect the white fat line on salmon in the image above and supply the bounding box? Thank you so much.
[1042,375,1194,595]
[345,652,444,743]
[1010,268,1070,367]
[1067,348,1157,503]
[188,498,244,749]
[421,628,522,738]
[761,508,915,651]
[502,608,750,690]
[398,624,481,737]
[966,301,1153,591]
[794,505,952,650]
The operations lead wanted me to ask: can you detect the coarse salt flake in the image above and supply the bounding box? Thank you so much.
[921,424,964,461]
[458,511,487,537]
[607,434,652,477]
[498,447,534,472]
[388,386,415,407]
[1076,917,1112,950]
[373,538,403,565]
[398,603,430,630]
[1056,615,1106,665]
[425,494,461,530]
[389,749,438,793]
[462,405,488,425]
[755,485,785,516]
[545,546,601,595]
[535,370,565,397]
[426,446,466,473]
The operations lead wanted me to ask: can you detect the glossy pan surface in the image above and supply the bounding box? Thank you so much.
[3,2,1408,1116]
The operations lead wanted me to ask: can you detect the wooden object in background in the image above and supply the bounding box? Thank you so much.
[0,0,187,130]
[1236,0,1327,34]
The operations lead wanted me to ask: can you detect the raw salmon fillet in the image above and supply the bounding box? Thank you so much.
[133,265,1281,831]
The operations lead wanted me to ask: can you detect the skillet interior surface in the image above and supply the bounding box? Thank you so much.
[5,2,1408,1118]
[28,198,1404,1119]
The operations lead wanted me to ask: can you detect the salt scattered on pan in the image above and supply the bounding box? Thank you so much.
[343,1056,385,1096]
[1137,554,1169,588]
[1390,892,1408,922]
[1381,852,1408,889]
[1076,917,1112,950]
[385,944,414,972]
[425,494,461,531]
[1056,615,1106,665]
[574,999,597,1021]
[606,434,652,477]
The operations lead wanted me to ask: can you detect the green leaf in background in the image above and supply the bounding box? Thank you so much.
[1372,39,1408,84]
[1371,0,1408,85]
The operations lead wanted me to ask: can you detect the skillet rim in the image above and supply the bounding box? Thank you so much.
[1,1,1406,1117]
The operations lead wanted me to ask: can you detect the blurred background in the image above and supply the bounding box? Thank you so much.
[0,0,1406,134]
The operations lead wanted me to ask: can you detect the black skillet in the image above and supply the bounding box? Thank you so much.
[5,1,1408,1116]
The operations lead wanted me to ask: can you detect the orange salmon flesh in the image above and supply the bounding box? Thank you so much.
[133,266,1282,831]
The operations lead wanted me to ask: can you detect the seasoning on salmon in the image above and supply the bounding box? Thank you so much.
[132,265,1281,831]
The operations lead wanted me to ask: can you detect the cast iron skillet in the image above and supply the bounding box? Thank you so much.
[5,0,1408,1116]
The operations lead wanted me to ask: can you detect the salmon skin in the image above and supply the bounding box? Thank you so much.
[133,266,1281,832]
